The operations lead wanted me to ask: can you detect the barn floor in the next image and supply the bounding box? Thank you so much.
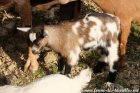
[0,0,140,93]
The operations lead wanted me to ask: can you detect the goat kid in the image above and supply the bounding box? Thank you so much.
[92,0,140,69]
[0,68,92,93]
[18,12,120,86]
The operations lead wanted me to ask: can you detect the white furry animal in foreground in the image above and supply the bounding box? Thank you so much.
[0,68,92,93]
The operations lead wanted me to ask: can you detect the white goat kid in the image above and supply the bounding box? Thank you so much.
[0,68,92,93]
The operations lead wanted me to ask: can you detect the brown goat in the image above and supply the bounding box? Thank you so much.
[92,0,140,69]
[0,0,80,26]
[0,0,32,26]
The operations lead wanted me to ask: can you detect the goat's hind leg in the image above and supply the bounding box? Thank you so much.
[105,43,119,88]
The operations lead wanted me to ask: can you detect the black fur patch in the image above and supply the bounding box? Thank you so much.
[58,56,66,74]
[64,64,71,75]
[93,61,108,73]
[32,25,44,39]
[59,0,81,20]
[107,71,117,83]
[97,46,109,56]
[29,25,44,44]
[57,55,71,75]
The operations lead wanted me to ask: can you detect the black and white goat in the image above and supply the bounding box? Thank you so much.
[0,68,92,93]
[18,12,120,85]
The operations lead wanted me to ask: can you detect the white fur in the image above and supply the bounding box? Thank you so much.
[72,22,80,35]
[69,46,81,66]
[84,41,97,49]
[106,22,118,34]
[99,55,108,63]
[78,38,84,45]
[84,24,88,28]
[88,16,102,26]
[17,27,31,32]
[88,17,103,40]
[82,17,88,28]
[0,68,92,93]
[105,13,115,17]
[29,32,37,42]
[107,41,119,72]
[83,15,119,74]
[83,17,88,24]
[87,18,102,42]
[99,40,107,47]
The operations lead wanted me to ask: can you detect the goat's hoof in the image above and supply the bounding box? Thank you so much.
[29,66,39,73]
[104,82,124,90]
[24,60,39,73]
[104,82,115,89]
[30,62,39,73]
[24,67,38,73]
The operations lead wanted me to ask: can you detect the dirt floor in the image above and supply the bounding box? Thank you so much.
[0,0,140,93]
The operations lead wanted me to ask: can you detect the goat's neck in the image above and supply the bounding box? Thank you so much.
[46,27,67,51]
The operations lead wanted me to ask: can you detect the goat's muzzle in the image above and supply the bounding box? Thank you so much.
[32,46,42,54]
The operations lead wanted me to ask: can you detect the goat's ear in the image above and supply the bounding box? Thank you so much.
[17,27,31,32]
[29,32,37,42]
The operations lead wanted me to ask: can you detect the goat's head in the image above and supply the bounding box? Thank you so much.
[31,35,49,54]
[30,27,49,54]
[17,26,49,54]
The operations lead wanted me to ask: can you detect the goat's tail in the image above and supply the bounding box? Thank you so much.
[74,68,92,87]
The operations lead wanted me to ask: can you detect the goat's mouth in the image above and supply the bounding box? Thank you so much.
[32,49,41,54]
[32,46,42,54]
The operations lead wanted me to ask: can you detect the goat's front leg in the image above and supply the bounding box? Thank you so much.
[15,0,32,26]
[64,50,80,75]
[58,56,67,74]
[94,47,108,74]
[24,47,39,73]
[58,56,72,75]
